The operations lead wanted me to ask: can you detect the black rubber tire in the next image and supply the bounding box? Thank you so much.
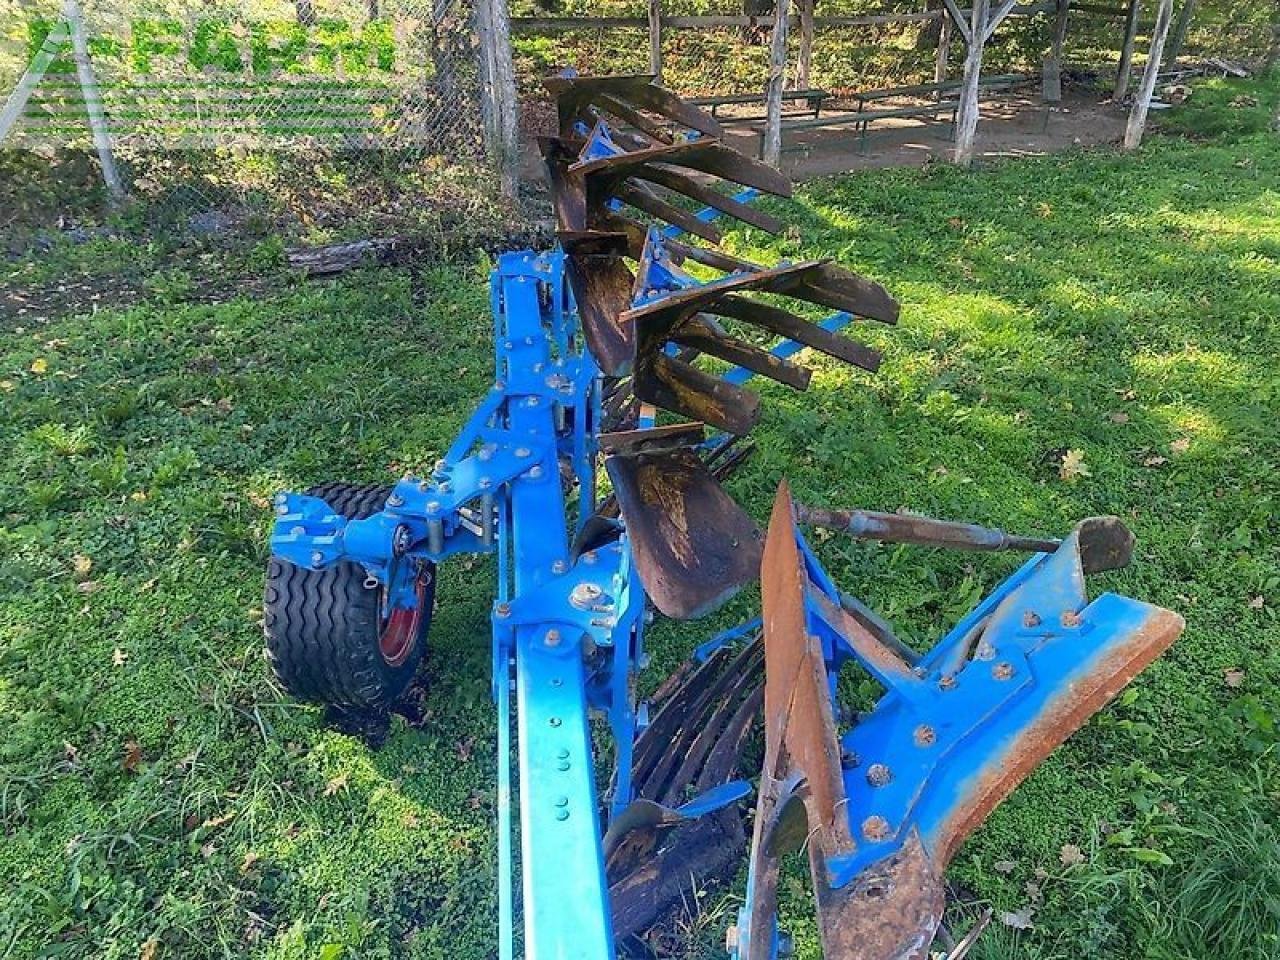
[264,483,435,711]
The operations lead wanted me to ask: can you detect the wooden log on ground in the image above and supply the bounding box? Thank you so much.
[287,238,402,276]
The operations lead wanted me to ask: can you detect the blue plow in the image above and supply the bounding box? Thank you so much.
[263,73,1182,959]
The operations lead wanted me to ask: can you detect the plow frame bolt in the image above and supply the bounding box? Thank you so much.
[866,763,892,787]
[1023,610,1042,628]
[552,560,567,574]
[913,724,936,748]
[495,602,511,618]
[861,815,891,842]
[545,629,562,647]
[1061,610,1083,628]
[994,661,1015,681]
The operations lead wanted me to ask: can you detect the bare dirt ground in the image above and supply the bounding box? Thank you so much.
[722,89,1130,179]
[518,87,1130,183]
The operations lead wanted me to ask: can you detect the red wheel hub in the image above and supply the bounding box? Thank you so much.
[378,572,430,667]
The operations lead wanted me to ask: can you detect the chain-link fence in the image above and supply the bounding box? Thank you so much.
[1,0,504,236]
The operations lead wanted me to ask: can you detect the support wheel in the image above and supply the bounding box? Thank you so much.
[264,483,435,711]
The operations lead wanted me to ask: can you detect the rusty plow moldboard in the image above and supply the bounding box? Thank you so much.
[730,482,1184,960]
[542,72,898,626]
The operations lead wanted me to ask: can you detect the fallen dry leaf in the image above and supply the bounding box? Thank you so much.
[1248,596,1264,609]
[140,937,160,960]
[1107,411,1130,424]
[30,358,48,374]
[1059,449,1091,481]
[1223,668,1245,688]
[123,740,143,772]
[993,859,1017,874]
[201,812,235,831]
[1059,844,1085,867]
[1143,454,1168,468]
[1170,437,1191,454]
[72,554,92,578]
[240,850,260,874]
[112,647,128,667]
[77,580,101,594]
[323,772,349,797]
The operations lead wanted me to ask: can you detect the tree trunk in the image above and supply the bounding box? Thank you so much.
[1043,0,1071,102]
[1165,0,1196,65]
[954,0,991,167]
[1123,0,1173,149]
[1113,0,1140,101]
[797,0,815,90]
[918,0,944,50]
[762,0,792,166]
[934,14,953,87]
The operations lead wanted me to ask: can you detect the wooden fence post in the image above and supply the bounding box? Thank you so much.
[477,0,519,197]
[1043,0,1071,102]
[648,0,663,82]
[934,13,953,88]
[1113,0,1141,101]
[953,0,990,166]
[762,0,793,167]
[0,22,70,144]
[65,0,124,203]
[797,0,816,91]
[1123,0,1173,148]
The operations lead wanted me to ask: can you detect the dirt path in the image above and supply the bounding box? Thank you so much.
[519,88,1129,183]
[725,89,1129,179]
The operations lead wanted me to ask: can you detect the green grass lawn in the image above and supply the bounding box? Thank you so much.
[1,75,1278,960]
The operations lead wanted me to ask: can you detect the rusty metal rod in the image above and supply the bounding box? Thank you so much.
[798,506,1061,555]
